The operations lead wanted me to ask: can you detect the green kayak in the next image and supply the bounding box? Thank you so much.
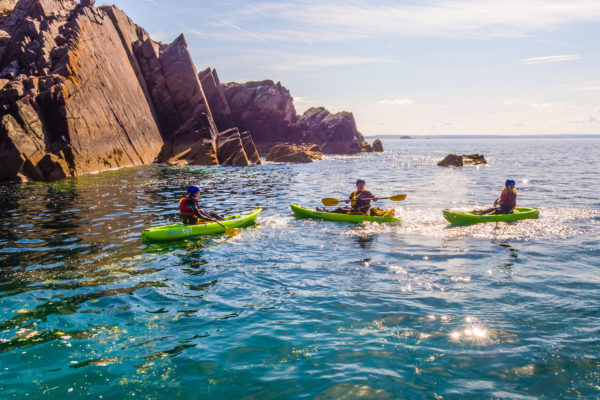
[141,208,261,242]
[290,204,401,224]
[442,207,539,225]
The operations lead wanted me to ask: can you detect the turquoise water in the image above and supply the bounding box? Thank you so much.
[0,138,599,399]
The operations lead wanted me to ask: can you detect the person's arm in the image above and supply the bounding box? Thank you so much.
[364,191,378,201]
[345,192,352,204]
[189,201,214,220]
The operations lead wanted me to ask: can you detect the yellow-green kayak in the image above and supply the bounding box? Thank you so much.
[442,207,539,225]
[290,204,400,224]
[141,208,261,242]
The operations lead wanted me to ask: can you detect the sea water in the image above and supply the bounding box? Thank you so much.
[0,137,598,399]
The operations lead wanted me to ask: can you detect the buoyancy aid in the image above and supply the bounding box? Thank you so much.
[179,197,199,216]
[350,190,373,212]
[499,188,517,212]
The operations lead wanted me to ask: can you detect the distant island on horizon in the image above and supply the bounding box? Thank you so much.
[364,134,600,139]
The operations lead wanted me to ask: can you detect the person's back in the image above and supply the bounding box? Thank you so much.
[498,184,517,213]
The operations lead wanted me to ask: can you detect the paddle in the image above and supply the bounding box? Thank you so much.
[321,194,407,207]
[207,217,240,237]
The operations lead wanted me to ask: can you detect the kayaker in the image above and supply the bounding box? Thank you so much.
[179,185,223,225]
[319,179,379,214]
[474,179,517,215]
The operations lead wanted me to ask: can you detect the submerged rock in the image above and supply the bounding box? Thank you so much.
[437,153,487,167]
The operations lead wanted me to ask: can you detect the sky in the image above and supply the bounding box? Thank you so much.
[106,0,600,136]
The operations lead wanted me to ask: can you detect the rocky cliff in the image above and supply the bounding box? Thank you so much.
[0,0,260,182]
[0,0,372,182]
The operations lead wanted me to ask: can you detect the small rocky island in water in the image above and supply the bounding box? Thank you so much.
[0,0,383,183]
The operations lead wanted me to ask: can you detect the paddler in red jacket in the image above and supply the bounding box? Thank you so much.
[474,179,517,215]
[179,185,223,225]
[319,179,379,214]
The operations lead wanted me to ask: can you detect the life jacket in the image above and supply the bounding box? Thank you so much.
[499,188,517,212]
[350,189,372,212]
[179,197,198,215]
[350,190,365,207]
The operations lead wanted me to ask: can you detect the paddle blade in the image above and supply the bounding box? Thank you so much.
[389,194,407,201]
[224,226,240,237]
[322,198,340,206]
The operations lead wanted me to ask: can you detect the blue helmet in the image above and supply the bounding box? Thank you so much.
[505,179,515,187]
[187,185,200,194]
[356,179,366,185]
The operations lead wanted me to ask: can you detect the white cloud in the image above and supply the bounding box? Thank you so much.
[517,54,582,65]
[268,55,389,71]
[219,0,600,42]
[574,84,600,91]
[377,99,414,106]
[504,99,559,108]
[293,96,310,104]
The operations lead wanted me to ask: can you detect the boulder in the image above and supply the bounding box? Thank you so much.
[298,107,364,154]
[437,153,487,167]
[266,143,322,163]
[361,140,372,152]
[372,139,384,152]
[222,80,307,152]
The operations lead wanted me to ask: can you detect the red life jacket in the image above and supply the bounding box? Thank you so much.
[179,197,198,215]
[499,189,517,212]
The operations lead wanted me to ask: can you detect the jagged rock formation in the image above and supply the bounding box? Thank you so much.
[266,143,322,163]
[298,107,364,154]
[437,153,487,167]
[0,0,259,182]
[0,0,164,182]
[0,0,371,182]
[222,80,308,153]
[221,81,368,156]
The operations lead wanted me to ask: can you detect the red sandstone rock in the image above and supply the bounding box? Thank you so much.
[372,139,384,152]
[298,107,364,154]
[198,67,235,131]
[437,153,487,167]
[0,0,357,182]
[222,80,308,153]
[266,143,322,163]
[0,0,164,181]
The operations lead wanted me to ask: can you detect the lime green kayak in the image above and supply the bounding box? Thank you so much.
[442,207,539,225]
[290,204,400,224]
[141,208,261,242]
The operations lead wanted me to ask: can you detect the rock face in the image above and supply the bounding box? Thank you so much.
[437,153,487,167]
[0,0,260,182]
[222,80,308,153]
[298,107,364,154]
[266,143,322,163]
[0,0,164,182]
[0,0,368,181]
